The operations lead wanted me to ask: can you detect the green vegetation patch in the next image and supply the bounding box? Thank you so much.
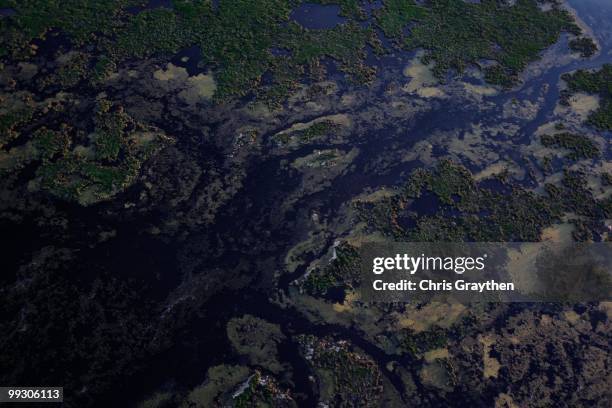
[256,21,378,105]
[401,327,448,357]
[232,371,296,408]
[545,169,612,221]
[115,1,377,101]
[561,64,612,130]
[302,243,360,298]
[568,36,598,58]
[113,7,197,60]
[0,0,588,100]
[197,0,293,99]
[274,120,337,146]
[357,160,611,242]
[33,100,173,205]
[281,21,377,75]
[38,52,92,89]
[32,126,71,161]
[375,0,428,38]
[540,132,600,160]
[0,0,381,102]
[0,104,34,148]
[297,335,383,407]
[377,0,580,85]
[0,0,135,58]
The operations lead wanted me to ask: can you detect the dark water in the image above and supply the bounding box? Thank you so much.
[362,0,383,17]
[570,0,612,45]
[170,45,202,76]
[0,8,16,17]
